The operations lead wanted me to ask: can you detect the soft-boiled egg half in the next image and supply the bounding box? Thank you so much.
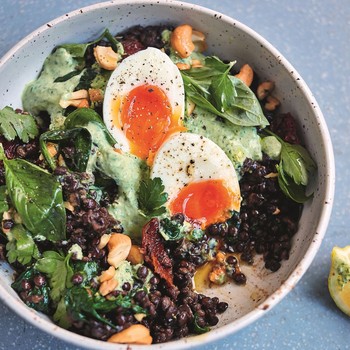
[151,132,241,228]
[103,47,185,161]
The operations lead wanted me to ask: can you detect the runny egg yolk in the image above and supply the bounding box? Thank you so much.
[119,84,185,161]
[169,179,235,228]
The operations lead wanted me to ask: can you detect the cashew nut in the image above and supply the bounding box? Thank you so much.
[99,278,118,296]
[265,95,280,111]
[99,265,116,283]
[93,46,120,70]
[192,30,207,53]
[191,59,203,68]
[98,234,111,250]
[171,24,195,58]
[186,99,196,116]
[127,245,144,265]
[59,89,89,109]
[107,233,132,268]
[107,324,152,345]
[257,81,275,100]
[176,62,191,70]
[235,64,254,87]
[63,201,75,212]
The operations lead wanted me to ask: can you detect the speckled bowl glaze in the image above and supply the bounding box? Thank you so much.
[0,1,335,349]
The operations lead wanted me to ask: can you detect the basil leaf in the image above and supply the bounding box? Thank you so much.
[59,28,123,58]
[181,59,268,127]
[205,56,235,72]
[3,158,66,241]
[65,108,117,146]
[210,73,234,112]
[276,163,312,203]
[40,128,92,172]
[6,224,40,265]
[224,77,269,127]
[0,106,39,142]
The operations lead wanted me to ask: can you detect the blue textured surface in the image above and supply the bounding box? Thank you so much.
[0,0,348,349]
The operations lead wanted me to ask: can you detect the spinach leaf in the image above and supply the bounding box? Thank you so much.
[3,157,66,241]
[12,267,51,314]
[59,28,123,58]
[53,260,100,328]
[62,286,147,328]
[54,70,82,83]
[35,251,73,303]
[39,128,92,172]
[159,217,185,241]
[65,108,117,146]
[138,177,168,217]
[0,106,39,142]
[6,224,40,265]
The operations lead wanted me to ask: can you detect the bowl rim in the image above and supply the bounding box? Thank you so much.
[0,0,335,349]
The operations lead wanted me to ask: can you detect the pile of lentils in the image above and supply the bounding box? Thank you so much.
[0,25,305,344]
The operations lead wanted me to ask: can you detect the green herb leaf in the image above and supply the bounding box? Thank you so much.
[3,158,66,241]
[63,286,147,328]
[0,106,39,143]
[54,70,82,83]
[276,164,312,203]
[59,28,123,58]
[0,186,9,218]
[11,267,51,314]
[138,177,168,217]
[6,224,40,265]
[205,56,234,72]
[159,218,185,241]
[65,107,117,146]
[181,58,268,127]
[35,251,73,303]
[39,128,92,172]
[264,130,316,203]
[193,313,210,334]
[280,142,316,185]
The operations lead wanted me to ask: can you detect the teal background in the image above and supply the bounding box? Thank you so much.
[0,0,349,349]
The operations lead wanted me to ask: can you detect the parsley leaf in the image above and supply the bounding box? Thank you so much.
[35,251,73,303]
[138,177,168,217]
[6,224,40,265]
[0,106,39,143]
[0,186,9,217]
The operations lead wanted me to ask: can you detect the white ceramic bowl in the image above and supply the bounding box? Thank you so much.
[0,1,335,349]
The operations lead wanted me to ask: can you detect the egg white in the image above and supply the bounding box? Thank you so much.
[103,47,185,151]
[151,132,241,212]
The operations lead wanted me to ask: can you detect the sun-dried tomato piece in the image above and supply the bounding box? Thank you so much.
[270,112,300,144]
[121,38,145,57]
[142,218,174,287]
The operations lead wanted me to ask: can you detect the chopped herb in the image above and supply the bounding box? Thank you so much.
[138,177,168,217]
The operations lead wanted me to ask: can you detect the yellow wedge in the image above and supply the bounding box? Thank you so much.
[328,245,350,316]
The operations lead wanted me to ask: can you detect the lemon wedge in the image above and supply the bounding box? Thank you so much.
[328,245,350,316]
